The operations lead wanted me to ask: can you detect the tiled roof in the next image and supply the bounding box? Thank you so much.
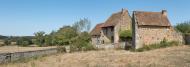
[134,10,171,26]
[90,23,104,36]
[101,9,131,27]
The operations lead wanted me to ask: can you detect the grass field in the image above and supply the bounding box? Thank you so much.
[1,45,190,67]
[0,46,56,53]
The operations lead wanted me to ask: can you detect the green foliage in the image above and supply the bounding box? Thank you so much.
[0,36,34,46]
[54,18,94,52]
[0,35,8,39]
[16,37,32,46]
[119,30,132,41]
[70,32,95,52]
[4,39,10,45]
[55,26,77,45]
[57,46,66,53]
[175,21,190,35]
[34,31,45,47]
[131,38,180,52]
[30,18,94,52]
[72,18,91,33]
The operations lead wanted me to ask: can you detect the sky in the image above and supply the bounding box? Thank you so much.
[0,0,190,36]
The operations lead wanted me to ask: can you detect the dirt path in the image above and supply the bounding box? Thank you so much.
[1,45,190,67]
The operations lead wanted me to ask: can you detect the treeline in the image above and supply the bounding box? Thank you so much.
[0,36,34,46]
[33,18,94,51]
[175,21,190,35]
[0,18,94,51]
[175,21,190,45]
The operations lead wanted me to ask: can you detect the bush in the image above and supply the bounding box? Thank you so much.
[119,30,132,41]
[175,21,190,35]
[70,39,95,52]
[16,37,32,47]
[57,46,66,53]
[131,39,180,52]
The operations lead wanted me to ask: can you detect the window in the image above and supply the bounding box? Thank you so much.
[102,40,104,44]
[111,27,114,32]
[105,28,108,35]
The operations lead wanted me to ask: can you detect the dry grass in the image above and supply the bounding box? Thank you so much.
[0,46,56,53]
[1,45,190,67]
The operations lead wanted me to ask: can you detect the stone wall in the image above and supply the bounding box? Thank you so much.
[134,26,183,48]
[114,10,132,45]
[101,27,114,44]
[0,48,57,64]
[91,36,101,45]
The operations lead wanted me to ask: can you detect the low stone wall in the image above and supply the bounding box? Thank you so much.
[0,48,57,64]
[94,42,127,49]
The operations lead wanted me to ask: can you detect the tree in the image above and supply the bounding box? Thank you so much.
[54,19,93,51]
[55,26,77,45]
[175,21,190,35]
[16,37,33,46]
[119,30,132,41]
[70,32,94,51]
[72,18,91,33]
[34,31,45,46]
[44,35,52,46]
[50,31,57,45]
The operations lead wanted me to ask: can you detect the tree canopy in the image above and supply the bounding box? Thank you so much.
[175,21,190,35]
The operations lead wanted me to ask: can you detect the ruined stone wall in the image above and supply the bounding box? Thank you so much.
[114,11,132,44]
[136,26,183,47]
[91,36,101,45]
[119,11,132,31]
[100,28,114,44]
[99,10,132,45]
[0,48,57,63]
[114,25,120,44]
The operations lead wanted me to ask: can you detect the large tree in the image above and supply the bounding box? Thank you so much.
[55,26,77,45]
[175,21,190,35]
[34,31,45,46]
[72,18,91,33]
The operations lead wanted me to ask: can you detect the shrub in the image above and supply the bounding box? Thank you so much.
[175,21,190,34]
[57,46,66,53]
[119,30,132,41]
[131,39,180,52]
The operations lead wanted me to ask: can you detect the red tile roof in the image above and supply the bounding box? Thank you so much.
[134,10,171,26]
[90,23,104,36]
[101,9,131,27]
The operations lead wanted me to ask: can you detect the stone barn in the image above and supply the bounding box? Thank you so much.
[90,9,132,48]
[132,10,183,49]
[90,23,104,45]
[100,9,132,46]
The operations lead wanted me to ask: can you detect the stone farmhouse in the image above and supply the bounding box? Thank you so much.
[91,9,132,46]
[132,10,183,49]
[91,9,183,49]
[90,23,104,45]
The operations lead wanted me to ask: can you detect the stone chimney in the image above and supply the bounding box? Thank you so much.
[162,10,167,16]
[121,8,124,14]
[121,8,128,14]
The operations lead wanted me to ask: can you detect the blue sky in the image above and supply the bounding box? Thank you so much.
[0,0,189,36]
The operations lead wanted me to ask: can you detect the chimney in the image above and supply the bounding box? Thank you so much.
[121,8,128,14]
[162,10,167,16]
[121,8,124,14]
